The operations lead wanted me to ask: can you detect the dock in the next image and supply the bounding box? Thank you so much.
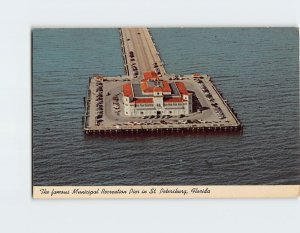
[83,28,243,135]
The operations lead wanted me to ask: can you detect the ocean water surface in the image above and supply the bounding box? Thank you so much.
[32,28,299,185]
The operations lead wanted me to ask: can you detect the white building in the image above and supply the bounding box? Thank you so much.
[122,71,192,117]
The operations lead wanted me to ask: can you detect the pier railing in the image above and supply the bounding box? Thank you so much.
[83,80,91,130]
[118,29,129,76]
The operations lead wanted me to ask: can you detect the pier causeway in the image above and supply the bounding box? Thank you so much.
[83,28,243,135]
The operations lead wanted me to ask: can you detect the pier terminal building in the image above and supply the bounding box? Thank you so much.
[122,71,193,117]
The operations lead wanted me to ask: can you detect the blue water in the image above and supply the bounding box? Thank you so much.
[32,28,299,185]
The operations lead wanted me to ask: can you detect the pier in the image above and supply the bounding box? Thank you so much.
[83,28,243,135]
[120,28,166,79]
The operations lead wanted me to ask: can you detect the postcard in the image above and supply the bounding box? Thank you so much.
[32,27,300,198]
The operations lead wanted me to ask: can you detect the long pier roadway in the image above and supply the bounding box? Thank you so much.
[120,28,166,80]
[83,28,243,135]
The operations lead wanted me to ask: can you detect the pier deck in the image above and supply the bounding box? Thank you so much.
[83,28,242,135]
[120,28,166,81]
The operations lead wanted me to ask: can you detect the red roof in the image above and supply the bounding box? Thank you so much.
[123,83,133,97]
[153,86,163,92]
[141,80,171,93]
[95,75,104,81]
[164,97,183,103]
[193,73,201,78]
[140,81,148,92]
[143,71,158,80]
[162,81,171,93]
[175,82,188,95]
[134,98,153,104]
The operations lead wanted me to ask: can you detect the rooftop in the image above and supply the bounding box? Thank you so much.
[123,83,133,97]
[175,82,189,95]
[143,71,159,80]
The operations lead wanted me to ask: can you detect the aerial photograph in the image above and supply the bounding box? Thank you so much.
[32,28,299,186]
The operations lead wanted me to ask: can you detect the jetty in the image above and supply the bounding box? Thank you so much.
[83,28,243,135]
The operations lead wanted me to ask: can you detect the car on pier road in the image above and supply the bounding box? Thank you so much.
[155,67,161,75]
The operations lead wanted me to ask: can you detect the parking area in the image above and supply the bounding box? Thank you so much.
[85,74,239,131]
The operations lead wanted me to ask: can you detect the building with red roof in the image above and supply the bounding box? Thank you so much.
[122,71,192,117]
[143,71,159,80]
